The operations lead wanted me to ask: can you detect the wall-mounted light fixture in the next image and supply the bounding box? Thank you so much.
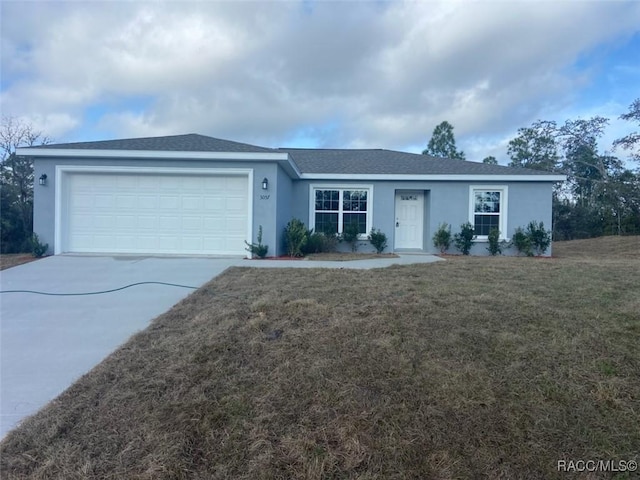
[39,174,48,186]
[261,178,269,190]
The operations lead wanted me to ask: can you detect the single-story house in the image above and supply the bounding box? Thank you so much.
[18,133,565,257]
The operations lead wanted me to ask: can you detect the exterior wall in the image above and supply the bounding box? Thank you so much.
[33,155,557,257]
[290,179,556,256]
[33,157,281,256]
[274,165,293,256]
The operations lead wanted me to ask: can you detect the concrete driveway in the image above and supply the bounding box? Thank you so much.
[0,255,243,438]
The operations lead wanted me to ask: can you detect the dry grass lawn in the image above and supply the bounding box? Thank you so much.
[1,236,639,479]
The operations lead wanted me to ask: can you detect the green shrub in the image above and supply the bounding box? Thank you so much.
[512,227,533,256]
[432,223,452,253]
[487,228,502,256]
[284,218,308,257]
[30,233,48,258]
[340,223,361,252]
[245,225,269,258]
[526,221,551,255]
[453,222,475,255]
[368,228,388,254]
[303,231,338,254]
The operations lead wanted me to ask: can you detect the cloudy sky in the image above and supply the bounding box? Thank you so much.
[1,0,639,164]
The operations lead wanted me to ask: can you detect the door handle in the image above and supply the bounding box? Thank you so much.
[396,221,400,227]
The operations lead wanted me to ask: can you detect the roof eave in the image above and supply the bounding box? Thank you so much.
[17,147,302,178]
[299,173,567,182]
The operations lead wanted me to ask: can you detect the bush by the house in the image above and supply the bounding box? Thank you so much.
[454,222,475,255]
[512,221,551,256]
[340,223,361,252]
[512,227,533,256]
[432,223,452,253]
[30,233,49,258]
[368,228,388,254]
[284,219,308,257]
[245,225,269,258]
[487,228,503,256]
[303,231,338,254]
[526,221,551,256]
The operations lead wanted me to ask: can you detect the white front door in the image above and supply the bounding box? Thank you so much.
[394,191,424,249]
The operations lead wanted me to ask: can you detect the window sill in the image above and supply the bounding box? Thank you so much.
[473,237,510,242]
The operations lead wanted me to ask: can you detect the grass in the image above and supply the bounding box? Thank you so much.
[1,236,639,479]
[0,254,39,271]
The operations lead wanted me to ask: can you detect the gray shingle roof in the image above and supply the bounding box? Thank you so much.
[34,133,558,176]
[36,133,275,153]
[281,148,554,176]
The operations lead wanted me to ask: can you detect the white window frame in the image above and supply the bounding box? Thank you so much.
[468,185,508,241]
[309,184,374,238]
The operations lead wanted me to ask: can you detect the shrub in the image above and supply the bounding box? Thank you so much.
[526,221,551,256]
[487,228,502,256]
[453,222,475,255]
[340,223,361,252]
[303,231,338,254]
[368,228,388,254]
[512,227,533,256]
[245,225,269,258]
[432,223,452,253]
[284,218,308,257]
[30,233,48,258]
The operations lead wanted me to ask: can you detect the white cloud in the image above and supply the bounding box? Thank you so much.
[1,0,639,157]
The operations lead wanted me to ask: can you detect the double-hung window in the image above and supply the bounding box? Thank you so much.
[469,186,508,239]
[312,186,371,236]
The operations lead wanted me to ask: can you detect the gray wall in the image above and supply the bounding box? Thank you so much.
[33,157,281,256]
[291,179,555,256]
[274,165,293,256]
[34,155,556,257]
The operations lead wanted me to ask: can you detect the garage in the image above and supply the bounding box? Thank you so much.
[59,169,250,255]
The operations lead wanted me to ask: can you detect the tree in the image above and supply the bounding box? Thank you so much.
[422,121,465,159]
[482,156,497,165]
[0,117,51,253]
[613,98,640,162]
[509,116,640,239]
[507,120,560,171]
[559,117,612,207]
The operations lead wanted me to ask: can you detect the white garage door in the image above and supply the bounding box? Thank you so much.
[64,172,249,255]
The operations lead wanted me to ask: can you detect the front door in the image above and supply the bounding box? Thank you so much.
[394,191,424,249]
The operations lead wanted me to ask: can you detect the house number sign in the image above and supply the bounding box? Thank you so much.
[260,194,270,200]
[401,195,417,201]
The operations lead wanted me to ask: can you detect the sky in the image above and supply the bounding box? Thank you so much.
[1,0,639,165]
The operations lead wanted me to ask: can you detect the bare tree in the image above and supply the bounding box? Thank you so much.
[0,117,51,252]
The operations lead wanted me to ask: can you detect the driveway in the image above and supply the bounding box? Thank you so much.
[0,253,442,438]
[0,255,242,438]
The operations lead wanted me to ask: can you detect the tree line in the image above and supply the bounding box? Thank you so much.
[423,99,640,239]
[1,117,51,253]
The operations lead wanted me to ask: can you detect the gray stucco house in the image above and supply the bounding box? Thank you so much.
[18,133,565,257]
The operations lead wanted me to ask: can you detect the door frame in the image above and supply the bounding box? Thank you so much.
[394,190,424,250]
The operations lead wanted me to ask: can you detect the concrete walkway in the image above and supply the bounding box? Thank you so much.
[0,253,441,438]
[240,253,443,269]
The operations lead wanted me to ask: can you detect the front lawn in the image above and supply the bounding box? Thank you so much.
[1,237,638,479]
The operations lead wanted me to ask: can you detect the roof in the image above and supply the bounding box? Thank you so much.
[281,148,553,176]
[34,133,275,153]
[22,133,563,179]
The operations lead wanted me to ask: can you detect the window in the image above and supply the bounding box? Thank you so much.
[312,186,372,236]
[469,186,508,239]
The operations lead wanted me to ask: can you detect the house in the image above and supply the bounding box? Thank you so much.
[18,133,565,257]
